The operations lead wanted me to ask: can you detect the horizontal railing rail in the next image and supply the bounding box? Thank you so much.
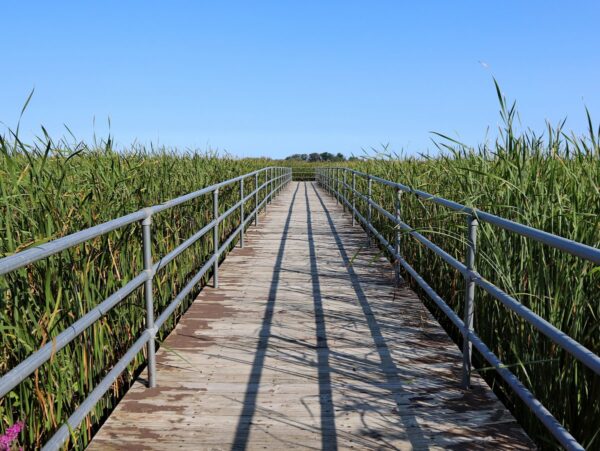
[0,166,293,450]
[340,168,600,264]
[316,166,599,451]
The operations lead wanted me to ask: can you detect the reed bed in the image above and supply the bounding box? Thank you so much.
[0,136,272,448]
[1,87,599,449]
[343,92,599,448]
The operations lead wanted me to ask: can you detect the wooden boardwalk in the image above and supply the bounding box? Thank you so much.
[89,182,533,450]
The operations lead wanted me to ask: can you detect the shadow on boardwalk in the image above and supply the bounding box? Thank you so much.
[308,182,428,448]
[231,182,430,449]
[88,181,533,451]
[232,184,301,449]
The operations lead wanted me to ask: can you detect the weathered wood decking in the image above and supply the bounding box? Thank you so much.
[89,182,533,450]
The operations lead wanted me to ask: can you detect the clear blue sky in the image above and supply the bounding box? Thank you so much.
[2,1,599,159]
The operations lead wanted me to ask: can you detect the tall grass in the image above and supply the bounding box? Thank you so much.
[1,84,598,449]
[345,87,599,448]
[0,133,272,448]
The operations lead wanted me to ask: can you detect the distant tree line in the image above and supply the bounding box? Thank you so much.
[285,152,358,162]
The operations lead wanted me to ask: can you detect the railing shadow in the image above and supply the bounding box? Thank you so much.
[310,182,429,450]
[304,182,338,450]
[232,183,300,450]
[232,181,428,450]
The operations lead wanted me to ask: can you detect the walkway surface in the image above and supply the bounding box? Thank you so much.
[89,182,533,450]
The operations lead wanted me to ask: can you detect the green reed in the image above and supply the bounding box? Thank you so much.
[0,134,273,448]
[344,88,599,449]
[1,83,598,449]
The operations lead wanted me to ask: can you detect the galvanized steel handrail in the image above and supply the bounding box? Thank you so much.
[341,168,600,265]
[317,166,599,451]
[0,166,292,450]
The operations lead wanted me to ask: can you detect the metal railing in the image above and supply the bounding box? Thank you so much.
[0,166,292,450]
[317,167,600,451]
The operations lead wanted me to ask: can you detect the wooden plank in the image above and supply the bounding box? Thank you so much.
[88,182,533,450]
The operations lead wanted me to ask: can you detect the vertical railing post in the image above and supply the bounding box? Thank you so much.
[240,178,245,248]
[213,188,219,288]
[141,214,156,388]
[367,176,373,245]
[255,172,259,226]
[333,168,336,202]
[336,168,340,204]
[342,170,347,212]
[394,188,402,287]
[351,172,356,226]
[462,215,478,388]
[330,169,333,198]
[270,168,274,204]
[264,170,268,214]
[331,168,333,194]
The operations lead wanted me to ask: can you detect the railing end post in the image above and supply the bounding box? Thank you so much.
[461,214,479,389]
[240,179,245,249]
[254,172,259,226]
[351,172,356,227]
[367,175,373,246]
[394,187,403,287]
[213,188,219,289]
[141,213,157,388]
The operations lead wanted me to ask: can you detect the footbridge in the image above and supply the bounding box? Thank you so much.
[2,167,599,450]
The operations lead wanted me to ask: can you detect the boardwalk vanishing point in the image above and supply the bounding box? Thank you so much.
[89,182,533,450]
